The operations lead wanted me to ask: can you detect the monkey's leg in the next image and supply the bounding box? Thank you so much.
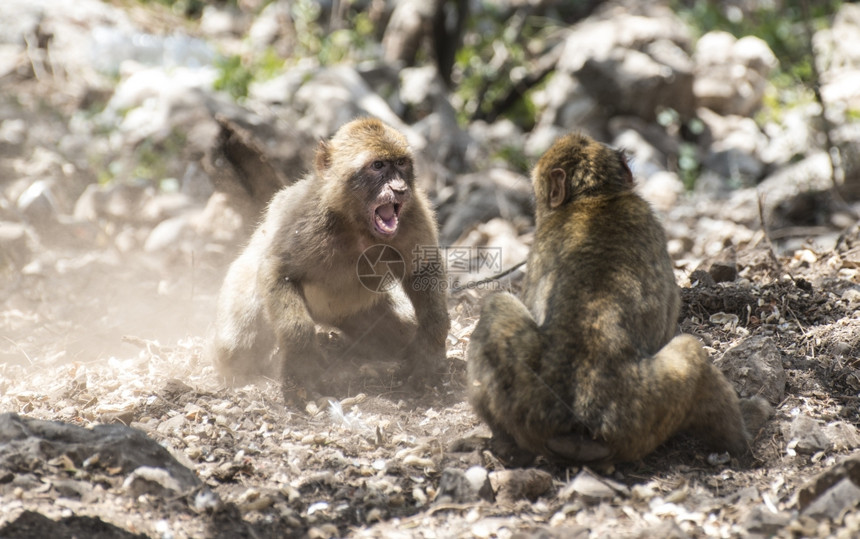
[609,334,750,461]
[212,253,277,380]
[467,292,539,466]
[259,268,329,401]
[468,292,611,465]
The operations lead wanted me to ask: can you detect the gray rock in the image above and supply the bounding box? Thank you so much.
[16,180,59,230]
[613,128,666,179]
[715,335,786,405]
[814,4,860,114]
[557,7,692,74]
[0,412,205,497]
[437,168,532,245]
[123,466,184,497]
[292,65,415,143]
[74,182,153,224]
[531,73,607,144]
[248,0,294,53]
[578,45,694,122]
[784,414,830,454]
[823,421,860,451]
[557,7,695,122]
[760,106,818,166]
[435,466,493,504]
[400,66,473,173]
[802,477,860,522]
[799,452,860,511]
[199,5,244,38]
[698,108,768,185]
[742,505,792,535]
[0,511,147,539]
[143,215,191,253]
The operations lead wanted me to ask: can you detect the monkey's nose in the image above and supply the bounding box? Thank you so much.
[390,179,408,194]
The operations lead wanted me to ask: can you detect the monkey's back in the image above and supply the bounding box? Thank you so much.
[523,190,680,420]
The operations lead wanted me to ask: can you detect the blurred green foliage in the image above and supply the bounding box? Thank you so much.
[452,9,558,129]
[212,0,376,100]
[673,0,843,84]
[134,129,188,183]
[292,0,376,63]
[213,54,255,100]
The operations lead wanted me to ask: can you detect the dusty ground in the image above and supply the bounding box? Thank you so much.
[1,219,860,538]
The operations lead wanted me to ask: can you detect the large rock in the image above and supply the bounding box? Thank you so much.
[400,66,473,174]
[436,169,532,245]
[0,413,205,496]
[693,31,777,116]
[577,41,695,122]
[530,72,607,148]
[698,107,769,185]
[555,5,695,122]
[0,221,36,268]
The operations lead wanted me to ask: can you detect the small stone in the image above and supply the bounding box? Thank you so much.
[709,261,738,283]
[559,468,629,503]
[436,467,493,504]
[123,466,182,497]
[743,505,792,535]
[715,336,786,405]
[784,415,829,454]
[489,468,553,503]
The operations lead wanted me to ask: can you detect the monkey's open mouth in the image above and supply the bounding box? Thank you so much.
[373,202,401,236]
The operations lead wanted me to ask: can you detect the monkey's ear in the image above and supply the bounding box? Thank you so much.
[314,140,331,173]
[617,150,634,187]
[549,168,567,208]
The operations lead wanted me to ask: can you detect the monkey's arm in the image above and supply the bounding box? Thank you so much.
[258,257,328,397]
[400,268,450,381]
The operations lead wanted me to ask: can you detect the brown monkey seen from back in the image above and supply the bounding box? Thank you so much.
[467,133,769,466]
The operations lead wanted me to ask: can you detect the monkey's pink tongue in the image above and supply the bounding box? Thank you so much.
[375,203,398,234]
[377,203,396,220]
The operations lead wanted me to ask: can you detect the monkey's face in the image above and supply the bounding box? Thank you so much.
[317,118,417,240]
[358,157,414,239]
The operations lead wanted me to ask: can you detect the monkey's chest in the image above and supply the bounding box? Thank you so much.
[302,280,382,326]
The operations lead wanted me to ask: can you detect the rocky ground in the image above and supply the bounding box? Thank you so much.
[2,0,860,537]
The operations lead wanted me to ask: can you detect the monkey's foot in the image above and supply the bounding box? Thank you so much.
[489,434,537,468]
[545,434,613,464]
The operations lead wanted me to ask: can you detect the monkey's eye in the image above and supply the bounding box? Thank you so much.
[396,158,407,167]
[371,160,385,171]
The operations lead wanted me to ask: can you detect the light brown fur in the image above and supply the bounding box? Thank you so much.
[213,118,450,400]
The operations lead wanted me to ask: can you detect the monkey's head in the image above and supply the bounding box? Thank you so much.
[316,118,415,240]
[532,133,633,213]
